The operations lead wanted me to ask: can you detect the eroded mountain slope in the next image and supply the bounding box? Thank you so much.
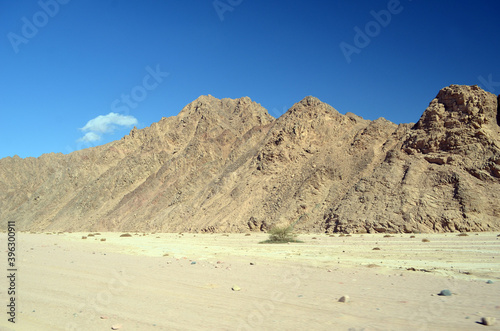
[1,85,498,233]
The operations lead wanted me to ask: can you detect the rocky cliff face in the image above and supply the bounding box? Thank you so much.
[1,85,499,233]
[325,85,500,233]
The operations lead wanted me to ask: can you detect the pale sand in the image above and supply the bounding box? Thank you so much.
[1,232,499,330]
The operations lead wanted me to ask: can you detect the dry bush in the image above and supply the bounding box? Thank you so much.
[260,225,302,244]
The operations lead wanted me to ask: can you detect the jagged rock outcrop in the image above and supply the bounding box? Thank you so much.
[324,85,500,233]
[1,85,499,233]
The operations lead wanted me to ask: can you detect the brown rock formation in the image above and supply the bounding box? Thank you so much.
[325,85,500,233]
[1,85,499,233]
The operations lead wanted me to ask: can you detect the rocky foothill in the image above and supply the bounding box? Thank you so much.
[1,85,499,233]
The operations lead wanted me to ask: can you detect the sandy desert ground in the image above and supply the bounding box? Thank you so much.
[1,231,499,330]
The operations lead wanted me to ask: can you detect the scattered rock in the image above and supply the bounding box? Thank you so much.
[111,324,122,330]
[191,261,196,264]
[232,285,241,291]
[100,316,108,319]
[422,239,430,243]
[119,233,132,237]
[372,247,381,250]
[249,262,255,265]
[486,280,494,284]
[338,295,350,303]
[481,317,496,326]
[438,289,452,296]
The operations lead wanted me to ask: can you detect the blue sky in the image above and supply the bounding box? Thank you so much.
[1,0,499,159]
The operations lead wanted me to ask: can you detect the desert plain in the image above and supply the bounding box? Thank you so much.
[0,231,499,331]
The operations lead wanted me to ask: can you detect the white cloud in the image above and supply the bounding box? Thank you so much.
[81,112,138,133]
[78,132,101,142]
[78,112,138,143]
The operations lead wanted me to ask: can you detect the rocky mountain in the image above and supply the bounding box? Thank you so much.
[1,85,499,233]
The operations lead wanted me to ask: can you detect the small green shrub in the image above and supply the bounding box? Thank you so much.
[259,225,302,244]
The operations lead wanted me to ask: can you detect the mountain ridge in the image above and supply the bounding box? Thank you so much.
[1,85,499,233]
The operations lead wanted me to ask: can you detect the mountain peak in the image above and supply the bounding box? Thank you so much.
[285,96,339,118]
[298,96,323,107]
[414,84,498,132]
[180,95,259,115]
[2,85,500,234]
